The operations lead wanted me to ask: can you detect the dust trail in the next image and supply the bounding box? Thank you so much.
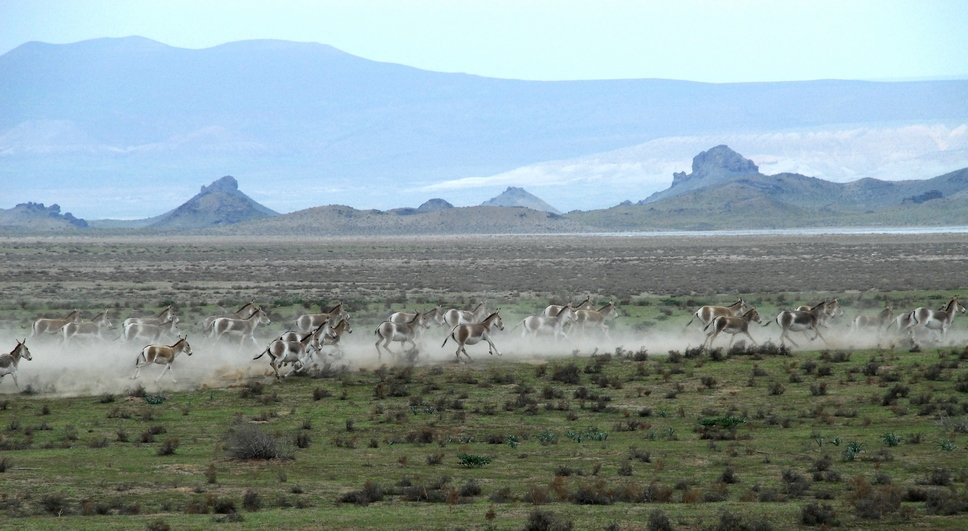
[1,320,964,397]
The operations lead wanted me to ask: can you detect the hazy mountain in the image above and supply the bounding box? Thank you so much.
[456,124,968,212]
[146,175,278,229]
[570,147,968,230]
[388,198,454,216]
[2,37,967,218]
[481,187,561,214]
[208,204,583,236]
[0,202,87,231]
[4,146,967,233]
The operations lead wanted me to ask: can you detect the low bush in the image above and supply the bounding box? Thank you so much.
[224,421,292,460]
[524,509,573,531]
[801,502,839,526]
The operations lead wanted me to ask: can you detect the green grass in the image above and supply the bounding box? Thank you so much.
[2,342,967,529]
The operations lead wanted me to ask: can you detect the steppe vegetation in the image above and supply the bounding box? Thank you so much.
[0,234,966,529]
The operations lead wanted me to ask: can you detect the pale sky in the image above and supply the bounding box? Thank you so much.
[1,0,966,83]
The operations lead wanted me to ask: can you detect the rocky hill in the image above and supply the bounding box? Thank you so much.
[388,198,454,216]
[481,187,561,214]
[146,176,278,229]
[208,204,583,236]
[0,202,87,232]
[4,147,967,234]
[570,146,968,230]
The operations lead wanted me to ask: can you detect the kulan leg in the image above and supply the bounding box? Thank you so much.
[484,334,501,357]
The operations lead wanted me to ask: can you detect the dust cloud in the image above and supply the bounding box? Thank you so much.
[1,319,964,398]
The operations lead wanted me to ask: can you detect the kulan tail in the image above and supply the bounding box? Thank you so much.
[441,326,459,348]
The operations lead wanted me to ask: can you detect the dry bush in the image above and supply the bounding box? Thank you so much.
[338,480,384,506]
[642,482,674,503]
[800,502,839,526]
[524,509,573,531]
[156,438,179,456]
[848,475,902,519]
[224,421,292,460]
[925,489,968,515]
[242,489,261,512]
[525,485,549,505]
[551,363,581,385]
[647,509,673,531]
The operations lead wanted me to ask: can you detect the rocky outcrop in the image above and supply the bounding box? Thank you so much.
[0,202,87,230]
[481,187,561,214]
[148,175,278,229]
[642,145,761,204]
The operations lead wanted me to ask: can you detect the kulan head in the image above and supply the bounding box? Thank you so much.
[16,338,31,361]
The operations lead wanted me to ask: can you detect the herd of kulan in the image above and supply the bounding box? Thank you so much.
[1,295,965,388]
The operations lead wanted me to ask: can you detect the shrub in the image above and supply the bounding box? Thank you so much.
[642,482,674,503]
[573,479,614,505]
[647,509,673,531]
[205,463,217,484]
[489,487,514,503]
[157,438,179,456]
[457,453,491,468]
[294,431,311,449]
[881,432,901,447]
[338,480,384,506]
[41,493,70,515]
[720,466,740,484]
[782,469,810,498]
[711,509,771,531]
[242,489,261,512]
[922,468,952,486]
[801,502,839,526]
[881,384,910,406]
[537,430,558,445]
[239,381,264,398]
[925,489,968,515]
[146,519,171,531]
[224,422,292,460]
[212,497,237,514]
[809,382,827,396]
[629,447,651,463]
[551,363,581,385]
[459,479,482,497]
[842,441,863,461]
[524,509,573,531]
[849,476,902,519]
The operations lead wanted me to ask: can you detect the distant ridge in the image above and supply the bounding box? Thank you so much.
[3,37,966,217]
[482,187,561,214]
[569,146,968,230]
[148,176,278,229]
[4,147,968,234]
[0,202,87,231]
[389,198,454,216]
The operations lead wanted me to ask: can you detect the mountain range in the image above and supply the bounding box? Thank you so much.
[4,145,966,234]
[2,37,967,218]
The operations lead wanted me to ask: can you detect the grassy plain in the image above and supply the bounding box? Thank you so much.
[0,234,966,529]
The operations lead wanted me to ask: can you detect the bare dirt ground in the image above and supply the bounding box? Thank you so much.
[1,233,965,396]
